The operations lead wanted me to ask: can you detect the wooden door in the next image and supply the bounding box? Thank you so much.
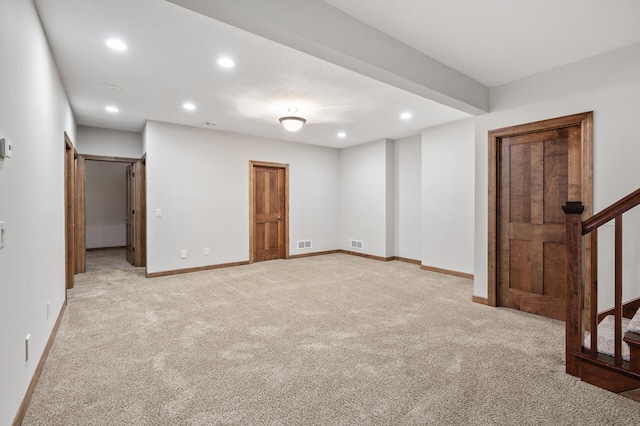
[64,134,75,290]
[498,126,582,320]
[250,162,288,262]
[125,163,135,265]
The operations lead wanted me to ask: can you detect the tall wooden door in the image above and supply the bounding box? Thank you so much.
[250,162,288,262]
[498,126,582,320]
[125,163,135,265]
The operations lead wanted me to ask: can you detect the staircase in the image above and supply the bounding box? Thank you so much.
[563,188,640,396]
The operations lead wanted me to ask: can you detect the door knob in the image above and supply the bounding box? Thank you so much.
[278,216,282,221]
[124,217,130,221]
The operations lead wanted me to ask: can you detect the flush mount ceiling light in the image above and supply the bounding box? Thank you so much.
[401,112,413,120]
[279,108,306,132]
[217,57,235,68]
[337,132,346,138]
[106,38,127,51]
[183,102,196,111]
[105,106,119,113]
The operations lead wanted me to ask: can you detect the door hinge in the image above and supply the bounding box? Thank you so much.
[132,172,135,177]
[132,247,135,252]
[132,210,135,215]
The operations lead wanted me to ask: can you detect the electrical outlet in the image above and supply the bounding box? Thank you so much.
[181,249,187,259]
[204,248,210,256]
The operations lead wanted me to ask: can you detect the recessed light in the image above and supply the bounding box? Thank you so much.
[183,103,196,111]
[217,57,235,68]
[401,112,413,120]
[106,39,127,51]
[337,132,346,138]
[105,106,119,113]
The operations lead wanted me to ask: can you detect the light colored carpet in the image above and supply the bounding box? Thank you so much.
[23,250,640,425]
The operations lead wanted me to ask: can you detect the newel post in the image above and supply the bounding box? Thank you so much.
[563,201,585,377]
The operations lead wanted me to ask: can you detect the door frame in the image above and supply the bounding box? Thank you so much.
[487,112,593,308]
[249,160,289,263]
[81,154,146,268]
[64,133,75,290]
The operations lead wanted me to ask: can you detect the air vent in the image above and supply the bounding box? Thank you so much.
[350,239,363,249]
[297,240,312,250]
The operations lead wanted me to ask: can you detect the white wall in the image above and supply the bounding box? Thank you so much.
[144,121,340,274]
[339,139,394,258]
[0,0,76,424]
[474,43,640,310]
[85,161,128,248]
[422,120,475,275]
[394,135,421,260]
[76,125,143,158]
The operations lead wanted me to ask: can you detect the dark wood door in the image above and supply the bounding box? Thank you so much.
[498,126,582,320]
[253,166,286,262]
[125,163,135,265]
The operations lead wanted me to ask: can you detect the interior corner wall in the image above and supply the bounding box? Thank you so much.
[0,0,76,424]
[394,135,421,261]
[85,161,128,249]
[76,125,143,158]
[474,42,640,308]
[384,139,395,257]
[143,121,340,274]
[421,119,475,275]
[339,139,393,258]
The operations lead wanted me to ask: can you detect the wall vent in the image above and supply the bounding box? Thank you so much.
[350,239,363,249]
[297,240,312,250]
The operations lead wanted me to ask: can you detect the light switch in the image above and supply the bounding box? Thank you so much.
[155,209,162,217]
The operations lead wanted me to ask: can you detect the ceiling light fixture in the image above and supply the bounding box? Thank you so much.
[401,112,413,120]
[183,102,196,111]
[105,106,119,113]
[106,39,127,51]
[279,107,306,132]
[337,132,346,138]
[217,57,235,68]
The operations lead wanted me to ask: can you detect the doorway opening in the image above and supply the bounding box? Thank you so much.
[79,154,146,272]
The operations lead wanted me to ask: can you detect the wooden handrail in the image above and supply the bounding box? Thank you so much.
[583,187,640,234]
[564,186,640,378]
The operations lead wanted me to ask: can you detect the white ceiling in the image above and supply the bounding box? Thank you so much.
[34,0,640,148]
[323,0,640,87]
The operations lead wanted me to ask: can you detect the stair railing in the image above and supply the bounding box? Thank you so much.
[563,187,640,376]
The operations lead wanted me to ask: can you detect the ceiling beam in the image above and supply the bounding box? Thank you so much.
[166,0,489,115]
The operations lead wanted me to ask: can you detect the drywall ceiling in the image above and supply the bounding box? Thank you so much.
[33,0,470,148]
[34,0,640,148]
[323,0,640,86]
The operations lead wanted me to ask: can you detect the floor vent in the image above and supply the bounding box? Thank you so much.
[350,240,363,249]
[297,240,312,249]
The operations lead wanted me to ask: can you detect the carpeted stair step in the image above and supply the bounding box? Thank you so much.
[584,315,631,361]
